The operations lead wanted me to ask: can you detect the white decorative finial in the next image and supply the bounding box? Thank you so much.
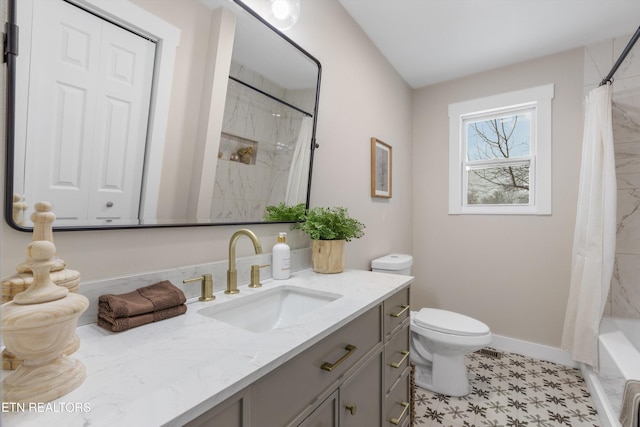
[17,201,65,273]
[13,241,68,305]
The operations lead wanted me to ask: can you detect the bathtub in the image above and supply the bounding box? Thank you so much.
[582,317,640,427]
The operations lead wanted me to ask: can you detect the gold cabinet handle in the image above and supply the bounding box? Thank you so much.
[389,350,410,368]
[390,401,410,425]
[390,305,410,318]
[345,404,357,415]
[320,344,357,372]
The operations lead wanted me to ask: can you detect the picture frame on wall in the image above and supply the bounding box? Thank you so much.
[371,137,392,198]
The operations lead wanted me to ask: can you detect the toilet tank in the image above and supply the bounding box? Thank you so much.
[371,254,413,275]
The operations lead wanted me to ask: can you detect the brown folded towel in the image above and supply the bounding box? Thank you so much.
[98,281,186,318]
[97,304,187,332]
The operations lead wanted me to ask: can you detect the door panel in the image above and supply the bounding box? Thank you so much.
[26,0,99,221]
[24,0,154,224]
[90,21,154,222]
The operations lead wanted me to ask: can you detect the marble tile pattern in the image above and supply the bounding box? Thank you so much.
[0,269,412,427]
[413,349,601,427]
[585,34,640,319]
[212,64,315,221]
[597,373,625,418]
[597,346,627,418]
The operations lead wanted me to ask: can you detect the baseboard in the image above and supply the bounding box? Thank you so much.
[490,334,579,368]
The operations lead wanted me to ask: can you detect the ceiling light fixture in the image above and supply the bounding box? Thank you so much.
[267,0,300,31]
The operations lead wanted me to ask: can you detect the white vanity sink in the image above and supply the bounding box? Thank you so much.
[197,286,342,333]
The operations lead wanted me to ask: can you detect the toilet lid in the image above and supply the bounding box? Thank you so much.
[414,308,490,336]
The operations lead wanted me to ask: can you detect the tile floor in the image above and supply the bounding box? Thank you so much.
[412,349,601,427]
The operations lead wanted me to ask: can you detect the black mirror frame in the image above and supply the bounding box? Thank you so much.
[3,0,321,231]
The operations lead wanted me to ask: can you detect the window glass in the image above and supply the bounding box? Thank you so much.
[466,164,530,205]
[466,112,532,161]
[463,108,533,206]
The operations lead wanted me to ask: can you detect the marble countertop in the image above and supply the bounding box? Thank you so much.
[1,269,412,427]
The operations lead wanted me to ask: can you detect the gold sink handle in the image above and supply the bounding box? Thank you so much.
[183,274,214,302]
[249,264,269,288]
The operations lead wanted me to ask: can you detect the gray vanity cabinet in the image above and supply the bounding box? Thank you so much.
[252,304,382,426]
[298,351,383,427]
[183,388,251,427]
[383,288,411,427]
[184,286,410,427]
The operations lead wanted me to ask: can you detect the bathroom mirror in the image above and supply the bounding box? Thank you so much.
[4,0,321,231]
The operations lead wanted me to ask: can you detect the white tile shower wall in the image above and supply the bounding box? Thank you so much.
[211,63,314,221]
[77,247,311,326]
[585,33,640,319]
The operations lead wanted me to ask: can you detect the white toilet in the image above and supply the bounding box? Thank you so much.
[371,254,493,397]
[410,308,492,396]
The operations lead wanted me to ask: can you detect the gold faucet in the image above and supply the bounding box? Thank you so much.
[227,229,262,294]
[183,274,215,301]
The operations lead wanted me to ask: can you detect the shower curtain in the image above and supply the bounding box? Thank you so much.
[285,116,313,205]
[561,83,617,369]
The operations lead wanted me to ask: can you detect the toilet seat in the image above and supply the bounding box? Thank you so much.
[414,308,490,337]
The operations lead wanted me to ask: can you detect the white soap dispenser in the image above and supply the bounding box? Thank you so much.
[272,232,291,280]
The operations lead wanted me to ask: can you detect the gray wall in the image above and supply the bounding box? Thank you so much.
[411,48,585,348]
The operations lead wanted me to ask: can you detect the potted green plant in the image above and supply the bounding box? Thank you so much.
[263,203,307,223]
[295,207,365,274]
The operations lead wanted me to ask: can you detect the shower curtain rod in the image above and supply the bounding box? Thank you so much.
[599,25,640,86]
[228,75,313,117]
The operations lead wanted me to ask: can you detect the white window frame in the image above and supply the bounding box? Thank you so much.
[448,84,554,215]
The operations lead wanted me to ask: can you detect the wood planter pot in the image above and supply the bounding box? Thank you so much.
[312,240,345,274]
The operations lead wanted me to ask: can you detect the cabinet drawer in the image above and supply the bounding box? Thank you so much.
[384,322,410,394]
[252,305,382,427]
[385,370,411,427]
[383,287,410,339]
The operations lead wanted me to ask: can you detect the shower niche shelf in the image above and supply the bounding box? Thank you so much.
[219,132,258,165]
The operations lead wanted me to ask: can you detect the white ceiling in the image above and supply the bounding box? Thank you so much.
[337,0,640,88]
